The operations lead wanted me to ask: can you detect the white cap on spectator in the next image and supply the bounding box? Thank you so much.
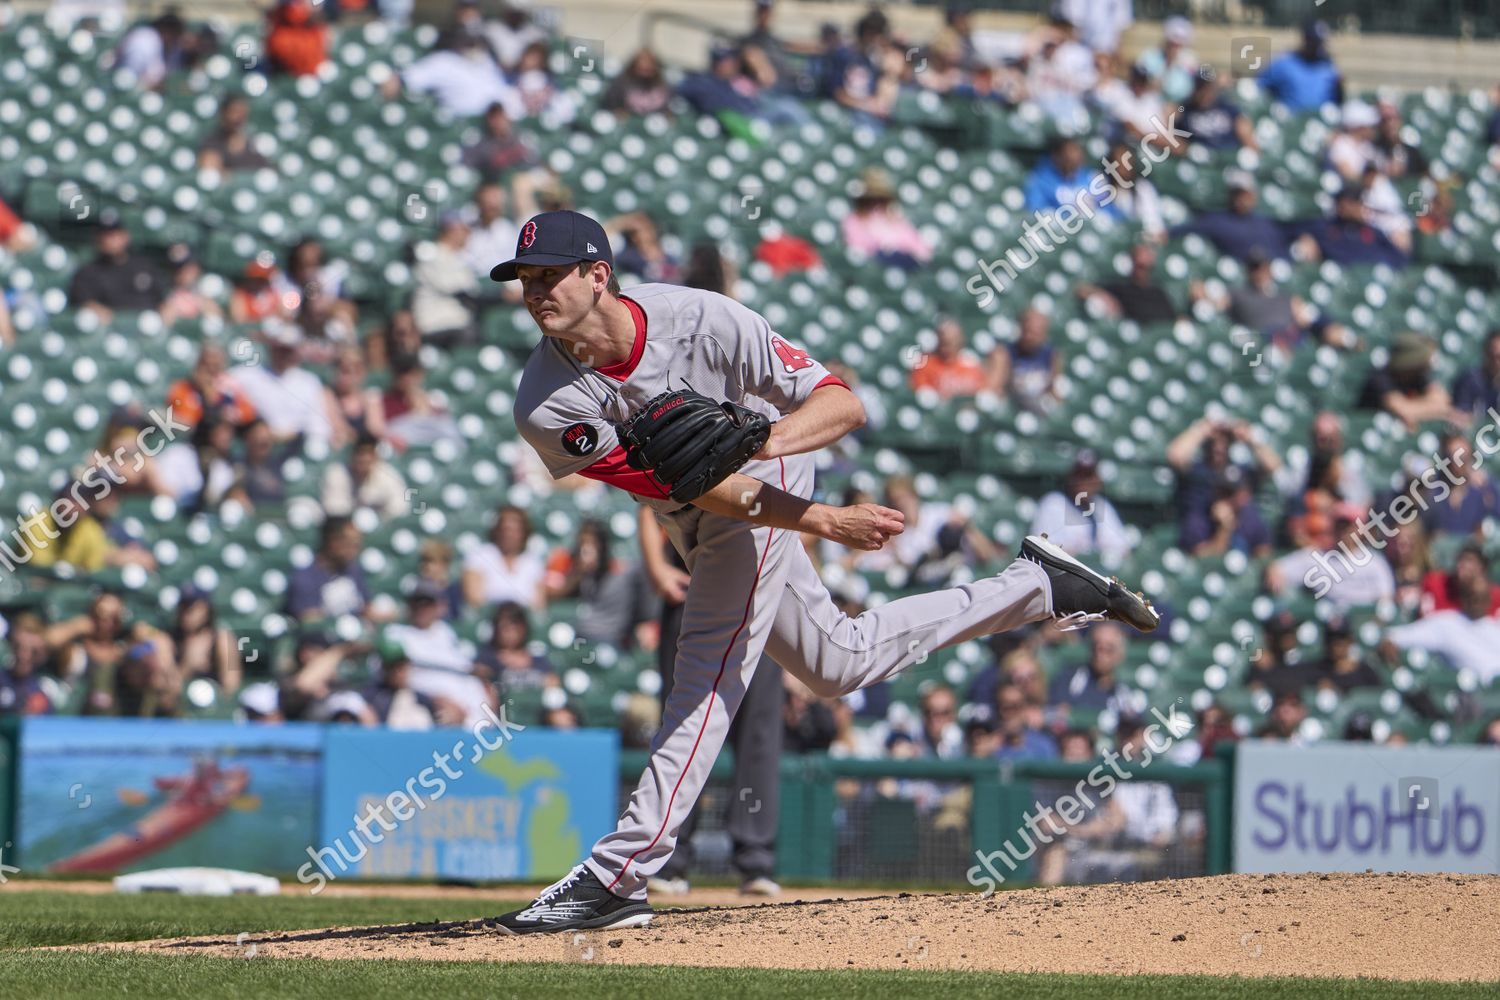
[319,690,371,721]
[262,318,303,347]
[1164,17,1193,44]
[239,681,280,717]
[1342,100,1379,129]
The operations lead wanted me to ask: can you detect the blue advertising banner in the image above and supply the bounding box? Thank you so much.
[1235,740,1500,874]
[18,718,323,875]
[311,725,617,887]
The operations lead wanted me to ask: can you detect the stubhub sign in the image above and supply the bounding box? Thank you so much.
[1235,741,1500,874]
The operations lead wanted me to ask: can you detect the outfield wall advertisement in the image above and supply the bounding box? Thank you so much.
[1235,740,1500,874]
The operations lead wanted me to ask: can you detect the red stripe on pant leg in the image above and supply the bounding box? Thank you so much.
[606,521,778,893]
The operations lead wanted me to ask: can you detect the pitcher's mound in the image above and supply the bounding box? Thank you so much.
[115,872,1498,982]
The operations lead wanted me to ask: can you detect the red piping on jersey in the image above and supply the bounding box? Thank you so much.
[578,444,671,499]
[594,296,647,381]
[812,374,850,392]
[605,457,785,894]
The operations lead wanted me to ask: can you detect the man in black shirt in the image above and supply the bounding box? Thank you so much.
[67,213,166,316]
[1077,243,1178,325]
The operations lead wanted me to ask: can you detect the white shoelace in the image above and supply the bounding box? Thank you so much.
[1054,610,1110,632]
[534,865,587,906]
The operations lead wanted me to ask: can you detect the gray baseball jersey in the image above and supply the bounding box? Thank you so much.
[513,284,1055,899]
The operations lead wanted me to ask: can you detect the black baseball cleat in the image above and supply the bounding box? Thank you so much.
[490,865,654,935]
[1018,534,1161,633]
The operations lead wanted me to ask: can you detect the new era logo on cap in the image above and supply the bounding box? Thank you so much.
[490,211,613,282]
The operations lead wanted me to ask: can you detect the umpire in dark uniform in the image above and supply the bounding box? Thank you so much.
[637,508,783,896]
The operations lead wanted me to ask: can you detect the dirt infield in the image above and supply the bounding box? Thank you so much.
[95,872,1498,982]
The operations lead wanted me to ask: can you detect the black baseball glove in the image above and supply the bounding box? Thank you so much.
[615,389,773,503]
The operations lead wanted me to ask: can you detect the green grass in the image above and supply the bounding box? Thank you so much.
[0,954,1492,1000]
[1,890,1493,999]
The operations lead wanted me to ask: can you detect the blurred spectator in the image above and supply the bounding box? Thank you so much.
[1373,100,1429,179]
[367,308,423,374]
[475,601,558,694]
[411,214,480,345]
[1,612,56,715]
[285,238,356,352]
[44,591,168,715]
[0,193,35,255]
[197,95,272,173]
[738,36,811,125]
[827,9,902,124]
[24,483,155,573]
[907,32,966,96]
[1244,610,1311,700]
[992,682,1058,761]
[1030,450,1131,568]
[1023,136,1093,214]
[229,254,290,324]
[95,405,171,497]
[1135,17,1198,104]
[1077,243,1179,325]
[841,168,931,270]
[602,48,674,118]
[264,0,329,78]
[1059,718,1178,882]
[678,44,763,122]
[1421,541,1500,617]
[115,10,190,89]
[681,241,738,297]
[158,244,222,327]
[462,182,521,285]
[1257,19,1343,112]
[1357,331,1466,431]
[1194,703,1237,760]
[227,417,287,509]
[1385,571,1500,684]
[1385,516,1432,615]
[463,102,541,184]
[361,648,442,730]
[1355,163,1412,255]
[1328,100,1380,182]
[842,474,997,584]
[168,586,241,691]
[1171,175,1290,263]
[1056,0,1133,55]
[1192,253,1355,355]
[1255,690,1310,742]
[398,32,524,118]
[1178,73,1257,152]
[67,214,167,317]
[543,704,582,729]
[1480,716,1500,746]
[1167,418,1278,557]
[608,213,681,284]
[545,519,659,650]
[915,684,964,758]
[286,516,370,622]
[968,643,1047,722]
[1450,329,1500,420]
[1266,510,1397,611]
[741,0,823,97]
[167,343,257,429]
[385,581,490,726]
[372,354,463,450]
[988,306,1062,413]
[482,0,546,72]
[233,322,336,445]
[512,39,579,124]
[1274,411,1373,511]
[1047,622,1134,715]
[1290,187,1408,269]
[1420,431,1500,536]
[1096,140,1163,240]
[155,408,238,508]
[413,539,464,617]
[783,673,839,752]
[463,504,546,610]
[1022,11,1096,121]
[327,347,385,443]
[1093,61,1166,145]
[1312,617,1381,693]
[909,316,990,399]
[106,636,179,717]
[320,433,410,520]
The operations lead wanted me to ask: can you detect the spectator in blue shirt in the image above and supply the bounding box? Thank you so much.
[1290,186,1409,268]
[1171,175,1291,262]
[1024,135,1094,213]
[1451,329,1500,421]
[1257,19,1343,112]
[993,683,1058,761]
[1046,623,1135,716]
[287,516,372,622]
[1422,431,1500,537]
[1179,74,1257,151]
[1168,418,1280,558]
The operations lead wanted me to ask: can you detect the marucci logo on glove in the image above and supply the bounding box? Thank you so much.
[560,422,598,457]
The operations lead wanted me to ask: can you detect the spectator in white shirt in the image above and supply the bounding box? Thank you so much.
[1055,0,1133,55]
[1134,16,1198,104]
[1030,451,1131,569]
[320,433,410,520]
[1328,100,1381,182]
[115,11,186,89]
[155,408,238,509]
[462,182,522,288]
[484,1,548,72]
[463,504,547,610]
[412,212,480,344]
[232,321,336,445]
[1385,574,1500,685]
[383,581,494,726]
[397,33,526,119]
[1023,11,1097,123]
[1265,511,1397,612]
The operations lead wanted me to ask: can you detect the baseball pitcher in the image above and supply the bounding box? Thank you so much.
[489,211,1159,933]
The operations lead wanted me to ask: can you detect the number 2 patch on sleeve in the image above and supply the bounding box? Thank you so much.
[771,335,815,373]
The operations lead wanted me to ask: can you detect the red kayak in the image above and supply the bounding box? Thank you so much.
[49,760,251,874]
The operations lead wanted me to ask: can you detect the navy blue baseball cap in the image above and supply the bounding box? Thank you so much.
[489,210,613,282]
